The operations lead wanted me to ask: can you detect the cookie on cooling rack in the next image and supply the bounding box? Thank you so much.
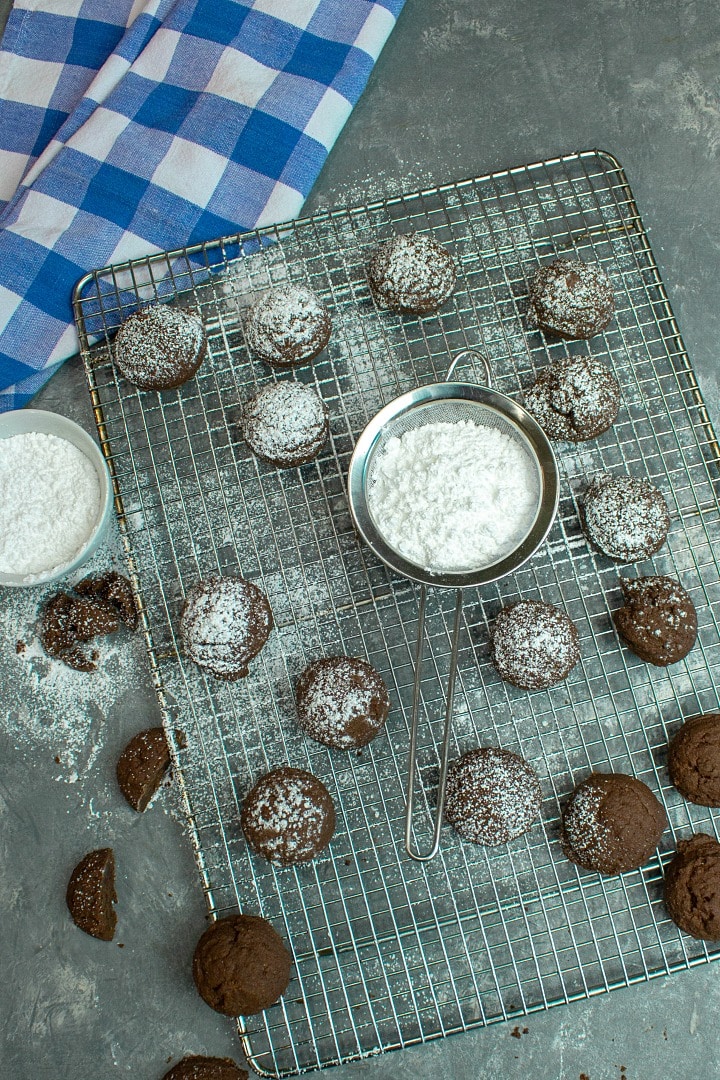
[664,833,720,941]
[179,575,273,680]
[295,655,390,750]
[490,599,580,691]
[241,380,329,468]
[527,257,615,339]
[445,747,542,846]
[192,913,292,1015]
[561,772,667,876]
[367,232,457,314]
[668,713,720,807]
[613,575,697,666]
[162,1057,248,1080]
[523,354,620,442]
[241,766,336,865]
[581,472,670,562]
[113,304,207,390]
[66,847,117,940]
[245,284,331,367]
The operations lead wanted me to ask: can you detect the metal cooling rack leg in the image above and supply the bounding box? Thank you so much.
[405,586,464,861]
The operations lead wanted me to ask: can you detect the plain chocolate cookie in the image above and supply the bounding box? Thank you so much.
[245,285,331,367]
[445,747,542,846]
[295,655,390,750]
[491,599,580,690]
[180,576,273,680]
[116,727,171,812]
[523,354,620,442]
[581,473,670,561]
[367,232,457,314]
[242,381,329,468]
[668,713,720,806]
[192,914,292,1016]
[528,257,615,339]
[162,1055,248,1080]
[561,772,667,876]
[113,304,207,390]
[66,847,117,940]
[241,766,336,865]
[613,575,697,666]
[664,833,720,940]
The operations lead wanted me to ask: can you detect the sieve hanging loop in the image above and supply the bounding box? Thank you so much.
[347,351,559,862]
[445,349,492,386]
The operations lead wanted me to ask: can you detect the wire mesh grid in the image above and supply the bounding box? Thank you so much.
[74,149,720,1076]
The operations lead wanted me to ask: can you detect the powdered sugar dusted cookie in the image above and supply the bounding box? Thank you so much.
[581,473,670,561]
[528,257,614,339]
[613,575,697,666]
[180,575,273,680]
[523,354,620,441]
[445,747,541,846]
[113,304,206,390]
[295,655,390,750]
[367,232,456,314]
[245,285,331,367]
[242,381,329,468]
[241,765,335,865]
[491,599,580,690]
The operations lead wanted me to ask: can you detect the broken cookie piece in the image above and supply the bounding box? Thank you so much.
[66,847,117,940]
[40,592,119,671]
[75,571,138,630]
[116,727,171,812]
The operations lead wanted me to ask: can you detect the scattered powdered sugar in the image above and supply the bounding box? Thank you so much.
[367,420,540,572]
[0,432,101,579]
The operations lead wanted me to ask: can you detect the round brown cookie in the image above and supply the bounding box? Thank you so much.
[66,847,117,940]
[245,285,331,367]
[242,381,329,468]
[445,747,542,846]
[561,772,667,875]
[116,727,171,812]
[113,304,206,390]
[179,576,273,681]
[491,599,580,691]
[295,655,390,750]
[192,914,292,1016]
[162,1055,248,1080]
[523,354,620,442]
[664,833,720,940]
[613,575,697,666]
[668,713,720,806]
[581,473,670,562]
[528,257,614,339]
[367,232,457,314]
[241,766,335,865]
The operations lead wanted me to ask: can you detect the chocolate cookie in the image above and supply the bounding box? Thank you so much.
[561,772,667,875]
[613,575,697,666]
[113,304,206,390]
[162,1056,248,1080]
[528,257,614,339]
[445,747,542,846]
[242,381,329,468]
[192,914,292,1016]
[367,232,457,314]
[40,590,120,671]
[116,727,171,812]
[295,655,390,750]
[66,847,117,940]
[581,473,670,561]
[668,713,720,806]
[245,285,331,367]
[241,766,335,865]
[491,599,580,690]
[75,571,138,630]
[523,355,620,442]
[664,834,720,940]
[180,576,273,680]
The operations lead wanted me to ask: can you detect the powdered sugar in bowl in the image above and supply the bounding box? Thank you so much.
[0,409,113,587]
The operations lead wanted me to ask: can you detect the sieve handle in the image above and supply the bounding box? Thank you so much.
[405,586,464,862]
[445,349,492,386]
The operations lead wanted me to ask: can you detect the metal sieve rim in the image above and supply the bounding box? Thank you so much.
[347,381,559,589]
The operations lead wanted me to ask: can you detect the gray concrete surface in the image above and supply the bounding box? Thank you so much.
[2,2,720,1078]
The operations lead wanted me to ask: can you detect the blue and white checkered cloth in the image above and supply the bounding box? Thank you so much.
[0,0,404,411]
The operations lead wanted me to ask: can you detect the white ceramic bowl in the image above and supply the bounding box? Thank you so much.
[0,409,113,587]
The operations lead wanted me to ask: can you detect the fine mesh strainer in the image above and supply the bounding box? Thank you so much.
[347,351,559,861]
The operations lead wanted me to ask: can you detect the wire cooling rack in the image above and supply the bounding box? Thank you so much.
[74,149,720,1076]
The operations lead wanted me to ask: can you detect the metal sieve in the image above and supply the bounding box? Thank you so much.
[347,351,559,861]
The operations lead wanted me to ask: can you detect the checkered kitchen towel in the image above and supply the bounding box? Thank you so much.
[0,0,405,410]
